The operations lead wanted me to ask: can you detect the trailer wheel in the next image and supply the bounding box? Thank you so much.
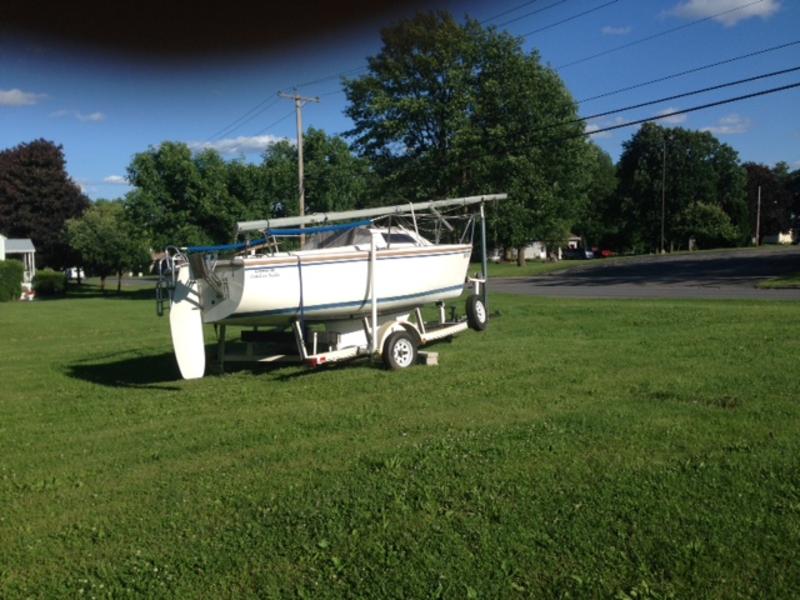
[466,294,488,331]
[383,331,417,370]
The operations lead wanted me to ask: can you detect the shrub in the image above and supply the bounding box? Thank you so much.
[0,259,24,301]
[33,268,67,296]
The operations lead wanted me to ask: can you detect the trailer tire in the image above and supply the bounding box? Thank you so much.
[466,294,488,331]
[383,331,418,370]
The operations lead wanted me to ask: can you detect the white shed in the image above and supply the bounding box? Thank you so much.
[0,234,36,283]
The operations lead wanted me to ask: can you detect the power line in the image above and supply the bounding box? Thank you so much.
[493,0,568,29]
[479,0,542,24]
[577,39,800,104]
[253,109,296,136]
[540,65,800,133]
[291,65,368,90]
[558,0,766,69]
[211,97,281,141]
[564,81,800,141]
[519,0,619,37]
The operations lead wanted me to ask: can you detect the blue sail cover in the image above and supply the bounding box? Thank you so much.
[186,220,372,254]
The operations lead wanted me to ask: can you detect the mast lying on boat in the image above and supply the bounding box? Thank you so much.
[236,194,508,233]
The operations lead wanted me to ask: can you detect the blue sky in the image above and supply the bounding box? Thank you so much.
[1,0,797,200]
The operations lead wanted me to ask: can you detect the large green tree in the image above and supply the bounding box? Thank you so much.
[616,123,747,252]
[67,200,150,292]
[125,143,248,249]
[343,11,593,262]
[572,144,618,248]
[261,128,374,216]
[0,139,90,268]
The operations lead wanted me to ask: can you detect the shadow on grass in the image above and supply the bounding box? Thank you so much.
[65,284,156,301]
[67,352,184,391]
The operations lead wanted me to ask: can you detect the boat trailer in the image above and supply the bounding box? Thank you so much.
[213,275,487,373]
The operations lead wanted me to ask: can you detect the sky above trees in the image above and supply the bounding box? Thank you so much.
[0,0,797,200]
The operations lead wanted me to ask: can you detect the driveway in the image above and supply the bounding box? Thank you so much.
[493,246,800,300]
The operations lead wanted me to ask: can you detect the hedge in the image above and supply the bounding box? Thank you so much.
[0,259,24,301]
[33,268,67,296]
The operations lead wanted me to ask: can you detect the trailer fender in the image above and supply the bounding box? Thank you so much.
[376,320,421,353]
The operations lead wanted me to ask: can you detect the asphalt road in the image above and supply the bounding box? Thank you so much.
[493,246,800,300]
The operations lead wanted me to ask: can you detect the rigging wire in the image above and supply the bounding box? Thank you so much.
[558,0,767,69]
[577,39,800,103]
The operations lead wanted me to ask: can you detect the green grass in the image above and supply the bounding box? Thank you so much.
[2,291,800,598]
[757,272,800,289]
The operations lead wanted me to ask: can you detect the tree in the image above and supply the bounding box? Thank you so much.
[744,162,793,243]
[573,144,618,248]
[616,123,747,252]
[343,11,593,264]
[0,139,90,268]
[67,200,150,292]
[125,143,245,249]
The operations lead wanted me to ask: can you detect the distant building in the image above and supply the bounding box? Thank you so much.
[0,233,37,285]
[762,230,795,245]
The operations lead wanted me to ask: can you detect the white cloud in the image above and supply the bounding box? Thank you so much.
[0,88,47,106]
[584,116,630,139]
[701,113,751,135]
[188,134,287,155]
[103,175,128,185]
[50,109,106,122]
[585,123,613,139]
[657,107,688,125]
[601,25,631,35]
[669,0,780,27]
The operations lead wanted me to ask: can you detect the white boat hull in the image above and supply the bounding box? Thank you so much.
[194,243,472,326]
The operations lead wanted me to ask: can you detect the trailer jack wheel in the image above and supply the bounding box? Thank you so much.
[466,294,488,331]
[383,331,418,370]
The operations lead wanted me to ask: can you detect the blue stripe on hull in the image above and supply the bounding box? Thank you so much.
[227,284,465,321]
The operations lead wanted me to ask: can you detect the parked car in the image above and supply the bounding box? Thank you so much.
[562,247,594,260]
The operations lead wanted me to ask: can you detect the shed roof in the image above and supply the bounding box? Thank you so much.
[5,238,36,253]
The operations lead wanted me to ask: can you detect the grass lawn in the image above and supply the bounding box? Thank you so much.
[757,273,800,289]
[1,289,799,598]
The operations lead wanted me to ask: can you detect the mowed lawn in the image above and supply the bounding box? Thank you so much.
[1,289,799,598]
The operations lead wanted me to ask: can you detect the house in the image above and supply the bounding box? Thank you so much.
[762,230,795,245]
[0,233,37,288]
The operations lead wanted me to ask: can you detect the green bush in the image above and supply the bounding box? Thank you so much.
[0,259,24,301]
[33,268,66,296]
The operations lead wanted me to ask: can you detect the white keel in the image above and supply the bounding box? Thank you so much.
[169,266,206,380]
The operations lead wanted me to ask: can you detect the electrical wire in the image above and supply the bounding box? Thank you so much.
[562,81,800,142]
[479,0,542,24]
[538,65,800,133]
[519,0,619,37]
[558,0,767,69]
[577,39,800,104]
[253,109,296,136]
[493,0,568,29]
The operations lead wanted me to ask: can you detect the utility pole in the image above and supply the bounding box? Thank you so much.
[279,90,320,247]
[661,136,667,254]
[755,185,762,246]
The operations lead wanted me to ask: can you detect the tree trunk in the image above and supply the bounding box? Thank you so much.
[117,271,122,294]
[516,245,526,267]
[100,275,106,293]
